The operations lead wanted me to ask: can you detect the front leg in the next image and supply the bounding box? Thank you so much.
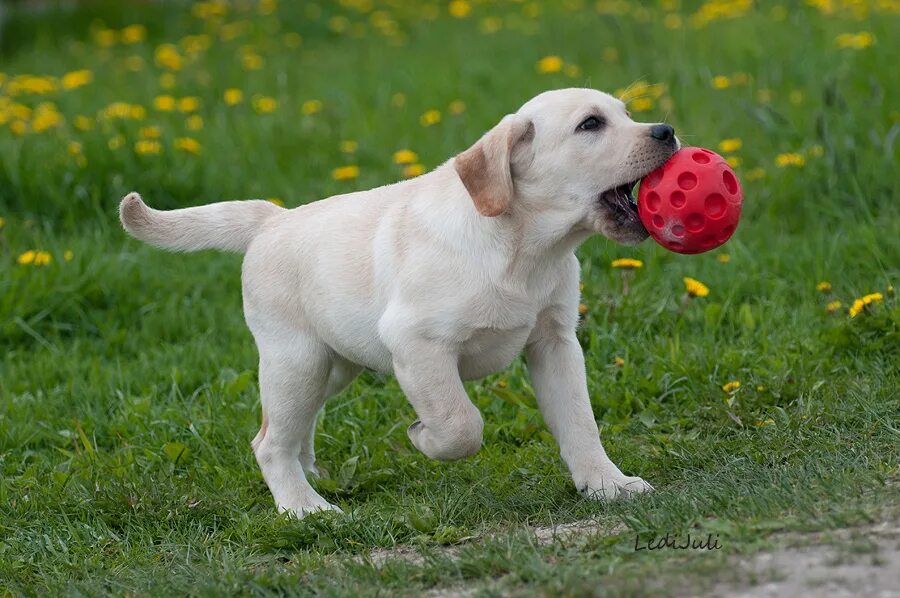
[393,340,484,461]
[526,309,652,499]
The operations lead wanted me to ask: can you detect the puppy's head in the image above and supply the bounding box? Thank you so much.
[455,88,679,245]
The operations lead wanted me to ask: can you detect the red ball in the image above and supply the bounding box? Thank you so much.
[637,148,743,254]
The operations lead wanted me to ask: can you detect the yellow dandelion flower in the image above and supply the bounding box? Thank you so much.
[402,164,425,178]
[121,24,147,44]
[722,381,741,393]
[718,138,742,153]
[67,141,82,156]
[393,149,418,164]
[340,140,358,153]
[683,277,709,298]
[181,34,212,54]
[186,115,204,131]
[135,140,162,155]
[241,53,264,70]
[745,167,766,181]
[420,109,441,126]
[74,115,94,131]
[613,356,625,367]
[826,300,842,313]
[449,100,466,115]
[756,89,772,104]
[754,419,775,427]
[332,165,360,181]
[154,95,177,112]
[301,99,322,115]
[536,55,563,74]
[94,29,117,48]
[253,96,278,114]
[174,137,201,154]
[63,249,74,261]
[11,75,58,95]
[18,250,53,266]
[711,76,731,89]
[10,121,28,136]
[835,32,875,49]
[615,81,650,102]
[448,0,471,18]
[61,69,93,90]
[611,258,643,269]
[863,292,883,305]
[578,303,588,316]
[108,135,125,150]
[140,126,161,139]
[178,96,200,113]
[726,156,742,168]
[848,298,864,318]
[717,254,731,263]
[259,0,277,16]
[816,281,832,292]
[155,44,183,71]
[192,1,228,19]
[32,104,64,132]
[775,153,805,168]
[630,97,654,112]
[224,88,243,106]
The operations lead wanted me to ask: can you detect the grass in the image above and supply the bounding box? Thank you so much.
[1,0,899,595]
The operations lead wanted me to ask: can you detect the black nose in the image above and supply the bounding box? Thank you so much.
[650,124,675,142]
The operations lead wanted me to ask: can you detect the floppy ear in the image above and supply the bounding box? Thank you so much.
[454,114,533,217]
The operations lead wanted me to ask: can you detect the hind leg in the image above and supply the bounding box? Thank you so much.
[251,333,339,517]
[297,356,361,476]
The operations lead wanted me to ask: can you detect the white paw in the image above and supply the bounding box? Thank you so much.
[580,474,654,500]
[278,497,342,519]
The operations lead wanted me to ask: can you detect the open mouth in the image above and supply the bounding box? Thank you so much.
[599,180,640,223]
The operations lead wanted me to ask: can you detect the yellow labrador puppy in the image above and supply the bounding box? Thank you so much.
[120,88,678,518]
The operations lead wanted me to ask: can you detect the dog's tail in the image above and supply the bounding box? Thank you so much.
[119,192,284,253]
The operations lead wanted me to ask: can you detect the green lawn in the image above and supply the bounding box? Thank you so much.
[1,1,898,595]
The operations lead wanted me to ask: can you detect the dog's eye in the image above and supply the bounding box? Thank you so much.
[578,116,605,132]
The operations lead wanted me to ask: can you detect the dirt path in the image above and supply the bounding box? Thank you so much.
[359,516,900,597]
[705,519,900,598]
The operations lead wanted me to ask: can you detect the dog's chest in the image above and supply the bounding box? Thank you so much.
[458,324,532,380]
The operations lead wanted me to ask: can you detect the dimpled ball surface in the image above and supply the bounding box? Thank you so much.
[637,148,743,254]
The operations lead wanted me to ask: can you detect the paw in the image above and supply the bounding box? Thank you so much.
[580,474,654,500]
[277,496,342,519]
[407,418,482,461]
